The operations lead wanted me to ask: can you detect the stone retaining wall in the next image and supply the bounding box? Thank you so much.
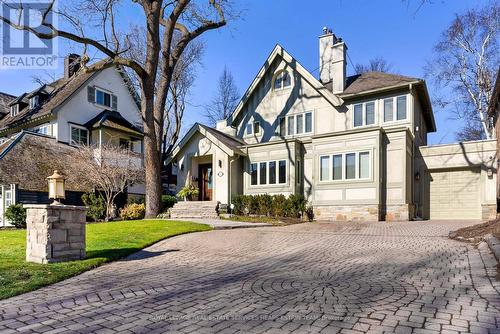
[314,205,380,222]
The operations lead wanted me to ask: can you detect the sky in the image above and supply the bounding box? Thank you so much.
[0,0,492,144]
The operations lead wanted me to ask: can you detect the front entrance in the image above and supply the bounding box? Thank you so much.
[198,164,213,201]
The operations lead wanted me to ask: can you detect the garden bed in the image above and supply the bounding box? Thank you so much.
[0,219,210,300]
[449,219,500,243]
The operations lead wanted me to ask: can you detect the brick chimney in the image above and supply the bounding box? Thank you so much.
[319,27,347,93]
[64,54,81,79]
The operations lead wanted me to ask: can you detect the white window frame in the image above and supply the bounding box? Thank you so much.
[69,124,89,146]
[249,159,287,187]
[273,70,292,91]
[318,150,372,183]
[34,123,50,136]
[29,95,39,109]
[353,101,376,128]
[94,87,112,108]
[281,111,314,137]
[10,104,19,117]
[383,94,408,124]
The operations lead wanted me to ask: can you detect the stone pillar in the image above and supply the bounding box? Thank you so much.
[25,204,87,264]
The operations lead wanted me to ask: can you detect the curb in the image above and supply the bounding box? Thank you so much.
[484,233,500,262]
[212,224,274,230]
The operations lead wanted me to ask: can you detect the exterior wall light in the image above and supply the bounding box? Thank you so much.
[487,168,494,179]
[47,170,66,205]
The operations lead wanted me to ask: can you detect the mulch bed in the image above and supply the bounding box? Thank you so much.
[449,219,500,243]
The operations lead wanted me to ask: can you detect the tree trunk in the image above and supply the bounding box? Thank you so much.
[144,134,162,218]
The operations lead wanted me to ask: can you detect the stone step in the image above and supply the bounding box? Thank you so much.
[169,201,219,219]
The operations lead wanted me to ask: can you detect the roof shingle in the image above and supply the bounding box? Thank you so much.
[340,71,420,95]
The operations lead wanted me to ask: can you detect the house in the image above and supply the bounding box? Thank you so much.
[488,68,500,211]
[169,29,497,221]
[0,55,145,226]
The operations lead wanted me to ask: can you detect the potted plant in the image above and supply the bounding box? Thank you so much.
[177,184,199,201]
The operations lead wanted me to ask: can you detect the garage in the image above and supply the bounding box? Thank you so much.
[429,168,481,220]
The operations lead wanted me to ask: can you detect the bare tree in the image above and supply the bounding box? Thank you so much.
[204,66,240,126]
[0,0,235,217]
[76,144,144,220]
[426,3,499,141]
[355,57,393,74]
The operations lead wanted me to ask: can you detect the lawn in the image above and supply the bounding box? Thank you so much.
[0,219,211,300]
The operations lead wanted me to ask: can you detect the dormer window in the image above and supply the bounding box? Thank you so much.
[29,95,39,109]
[10,104,19,117]
[273,70,291,90]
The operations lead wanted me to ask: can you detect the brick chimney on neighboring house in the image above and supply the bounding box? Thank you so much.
[319,27,347,93]
[64,54,81,79]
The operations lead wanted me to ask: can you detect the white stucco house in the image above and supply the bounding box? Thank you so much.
[0,54,145,226]
[170,29,497,221]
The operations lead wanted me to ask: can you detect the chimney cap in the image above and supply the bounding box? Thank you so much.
[322,26,333,35]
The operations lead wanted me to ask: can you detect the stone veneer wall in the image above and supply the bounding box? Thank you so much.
[26,204,87,264]
[384,204,413,222]
[482,204,497,221]
[314,205,380,222]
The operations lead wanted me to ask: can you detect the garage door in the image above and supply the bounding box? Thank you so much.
[429,168,481,220]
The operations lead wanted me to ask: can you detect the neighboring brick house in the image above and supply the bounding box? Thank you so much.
[169,29,497,221]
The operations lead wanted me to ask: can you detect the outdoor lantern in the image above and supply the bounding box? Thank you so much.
[47,170,66,205]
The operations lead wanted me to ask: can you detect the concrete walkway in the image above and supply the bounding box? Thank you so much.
[1,220,499,333]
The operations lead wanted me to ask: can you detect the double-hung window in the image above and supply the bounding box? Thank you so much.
[246,121,260,136]
[250,160,287,186]
[384,95,407,122]
[88,86,117,110]
[319,151,371,182]
[10,104,19,117]
[353,102,375,127]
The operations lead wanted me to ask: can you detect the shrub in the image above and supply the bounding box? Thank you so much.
[5,204,27,229]
[119,203,145,220]
[231,194,311,220]
[271,194,286,217]
[161,195,177,212]
[177,184,199,201]
[82,192,106,222]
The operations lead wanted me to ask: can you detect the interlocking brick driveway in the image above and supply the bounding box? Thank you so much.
[1,220,500,334]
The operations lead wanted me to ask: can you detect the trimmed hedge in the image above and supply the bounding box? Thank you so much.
[232,194,310,219]
[161,195,178,212]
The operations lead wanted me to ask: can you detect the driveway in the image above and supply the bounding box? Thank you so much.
[1,220,499,334]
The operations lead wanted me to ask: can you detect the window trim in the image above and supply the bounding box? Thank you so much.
[249,159,287,187]
[353,101,376,128]
[10,104,19,117]
[29,95,39,109]
[281,111,314,137]
[383,94,408,124]
[69,124,89,146]
[273,70,292,91]
[318,150,372,183]
[94,87,113,108]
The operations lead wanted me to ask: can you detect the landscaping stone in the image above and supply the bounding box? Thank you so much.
[25,204,87,264]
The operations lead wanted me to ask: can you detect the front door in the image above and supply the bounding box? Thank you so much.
[198,164,213,201]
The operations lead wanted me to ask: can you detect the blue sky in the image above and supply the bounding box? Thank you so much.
[0,0,490,144]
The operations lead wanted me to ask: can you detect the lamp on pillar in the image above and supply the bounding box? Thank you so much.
[47,170,66,205]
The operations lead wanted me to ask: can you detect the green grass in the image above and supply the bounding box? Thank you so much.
[0,220,211,300]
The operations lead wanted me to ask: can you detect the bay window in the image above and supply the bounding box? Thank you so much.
[353,102,375,127]
[383,95,407,122]
[70,124,89,146]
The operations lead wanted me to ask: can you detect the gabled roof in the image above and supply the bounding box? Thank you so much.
[228,44,344,126]
[170,123,246,161]
[0,131,93,192]
[0,63,141,135]
[0,71,97,133]
[84,109,143,136]
[340,72,420,95]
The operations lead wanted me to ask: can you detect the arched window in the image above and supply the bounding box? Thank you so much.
[274,70,291,90]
